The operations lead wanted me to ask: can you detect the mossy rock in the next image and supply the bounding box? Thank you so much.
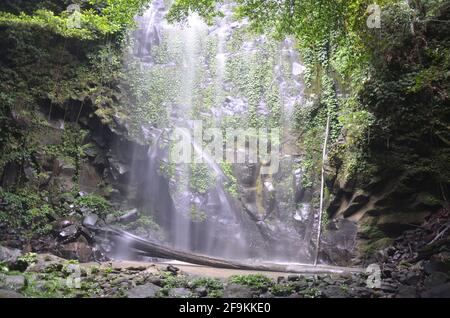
[358,218,385,240]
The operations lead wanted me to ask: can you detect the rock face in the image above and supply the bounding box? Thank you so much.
[320,219,358,266]
[324,3,450,260]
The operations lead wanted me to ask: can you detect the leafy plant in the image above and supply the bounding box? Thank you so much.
[228,274,274,290]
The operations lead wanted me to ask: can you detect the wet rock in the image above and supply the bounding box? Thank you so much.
[168,288,191,298]
[0,289,24,298]
[125,283,161,298]
[83,214,99,227]
[53,218,75,231]
[57,224,80,241]
[320,219,358,266]
[118,209,139,223]
[109,157,130,176]
[166,265,180,275]
[223,284,253,298]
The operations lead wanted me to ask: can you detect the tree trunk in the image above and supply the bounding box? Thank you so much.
[89,225,362,275]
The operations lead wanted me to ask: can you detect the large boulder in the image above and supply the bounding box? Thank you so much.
[0,246,22,267]
[0,274,27,291]
[0,289,24,298]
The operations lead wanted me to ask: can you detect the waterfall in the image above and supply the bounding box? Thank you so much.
[124,0,315,263]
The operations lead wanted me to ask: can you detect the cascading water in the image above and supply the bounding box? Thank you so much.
[124,0,316,263]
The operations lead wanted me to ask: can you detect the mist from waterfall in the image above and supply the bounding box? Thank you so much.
[123,0,316,263]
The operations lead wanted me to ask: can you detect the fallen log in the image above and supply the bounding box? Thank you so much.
[88,225,362,275]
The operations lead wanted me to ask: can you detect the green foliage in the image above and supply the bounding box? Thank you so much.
[18,253,38,266]
[190,277,224,290]
[270,283,295,297]
[158,272,192,297]
[0,0,149,39]
[167,0,224,25]
[228,274,274,290]
[189,205,208,223]
[220,162,239,198]
[189,164,216,194]
[301,287,322,298]
[0,190,55,238]
[123,214,161,232]
[74,193,111,217]
[0,262,8,273]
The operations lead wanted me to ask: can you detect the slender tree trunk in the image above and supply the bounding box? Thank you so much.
[314,113,331,266]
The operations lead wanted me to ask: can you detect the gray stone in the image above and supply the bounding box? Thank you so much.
[83,214,99,227]
[223,284,253,298]
[194,287,208,297]
[287,275,300,282]
[126,283,161,298]
[0,246,21,266]
[0,275,26,291]
[59,242,93,262]
[118,209,139,223]
[0,289,24,298]
[26,254,64,273]
[168,287,191,298]
[58,224,79,240]
[404,272,421,286]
